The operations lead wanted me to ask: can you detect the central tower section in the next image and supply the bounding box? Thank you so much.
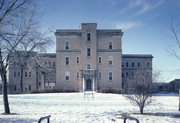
[80,23,97,91]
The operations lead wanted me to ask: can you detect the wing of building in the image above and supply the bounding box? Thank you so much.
[8,23,153,94]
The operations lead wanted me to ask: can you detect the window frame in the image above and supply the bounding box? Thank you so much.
[98,56,102,64]
[108,42,113,49]
[65,72,70,81]
[65,56,69,65]
[87,48,91,57]
[87,33,91,41]
[108,56,113,65]
[108,72,113,81]
[65,42,69,50]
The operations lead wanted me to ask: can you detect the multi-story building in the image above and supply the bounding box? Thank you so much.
[8,23,153,94]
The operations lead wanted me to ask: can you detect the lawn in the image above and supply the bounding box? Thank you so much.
[0,93,180,123]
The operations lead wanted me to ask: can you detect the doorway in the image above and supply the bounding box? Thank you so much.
[86,79,92,91]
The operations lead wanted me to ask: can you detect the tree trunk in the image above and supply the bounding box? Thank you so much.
[0,49,10,114]
[20,65,24,93]
[1,70,10,114]
[140,106,144,114]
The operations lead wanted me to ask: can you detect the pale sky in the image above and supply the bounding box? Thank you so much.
[38,0,180,82]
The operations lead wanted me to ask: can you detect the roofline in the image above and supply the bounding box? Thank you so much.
[122,54,153,58]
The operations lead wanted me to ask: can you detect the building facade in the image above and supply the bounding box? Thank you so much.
[8,23,153,94]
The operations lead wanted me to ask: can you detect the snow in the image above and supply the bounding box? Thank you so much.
[0,93,180,123]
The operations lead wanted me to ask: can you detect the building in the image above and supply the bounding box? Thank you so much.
[8,23,153,94]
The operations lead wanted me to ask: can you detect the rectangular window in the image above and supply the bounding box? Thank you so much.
[87,64,91,69]
[53,62,55,67]
[29,85,31,91]
[108,56,113,65]
[14,85,17,91]
[65,57,69,65]
[65,42,69,50]
[98,72,101,79]
[109,42,113,49]
[77,57,79,64]
[18,72,20,77]
[87,48,91,56]
[77,72,79,79]
[65,72,70,81]
[25,72,27,77]
[138,62,140,67]
[126,62,128,67]
[29,72,31,77]
[109,72,113,80]
[14,72,16,77]
[132,62,134,67]
[98,57,101,64]
[87,33,91,41]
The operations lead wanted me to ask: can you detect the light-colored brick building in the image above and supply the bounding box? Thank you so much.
[8,23,153,94]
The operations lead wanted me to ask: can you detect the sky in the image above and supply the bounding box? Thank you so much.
[38,0,180,82]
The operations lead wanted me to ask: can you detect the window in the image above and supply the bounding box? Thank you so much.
[126,72,128,76]
[109,42,113,49]
[132,62,134,67]
[77,72,79,79]
[18,72,20,77]
[147,62,150,68]
[49,62,51,67]
[126,62,128,67]
[122,73,124,78]
[98,57,101,64]
[65,57,69,65]
[65,72,70,81]
[45,61,47,65]
[87,48,91,56]
[109,72,113,80]
[53,62,55,67]
[77,57,79,64]
[87,33,91,41]
[29,85,31,91]
[98,72,101,79]
[39,82,41,86]
[87,64,91,69]
[25,72,27,77]
[138,62,140,67]
[65,42,69,50]
[14,72,16,77]
[14,85,17,91]
[29,72,31,77]
[108,56,113,65]
[14,62,16,67]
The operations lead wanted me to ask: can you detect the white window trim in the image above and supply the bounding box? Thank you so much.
[109,42,113,49]
[86,64,91,69]
[65,56,69,65]
[98,72,101,79]
[64,42,70,50]
[65,72,70,81]
[108,71,113,81]
[98,56,102,64]
[108,56,113,65]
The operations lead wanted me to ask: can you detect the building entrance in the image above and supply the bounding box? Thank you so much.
[86,79,92,91]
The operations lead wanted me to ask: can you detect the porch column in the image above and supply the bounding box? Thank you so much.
[83,77,85,92]
[92,77,95,91]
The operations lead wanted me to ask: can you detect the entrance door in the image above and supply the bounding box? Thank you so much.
[86,79,92,91]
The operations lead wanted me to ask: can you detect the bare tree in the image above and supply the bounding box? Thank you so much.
[0,0,52,114]
[165,16,180,111]
[124,69,154,114]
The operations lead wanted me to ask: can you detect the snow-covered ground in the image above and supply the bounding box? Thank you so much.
[0,93,180,123]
